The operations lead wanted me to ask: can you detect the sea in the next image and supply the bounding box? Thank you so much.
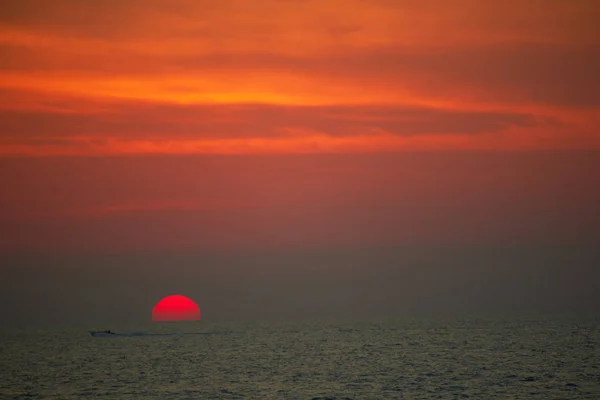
[1,315,599,399]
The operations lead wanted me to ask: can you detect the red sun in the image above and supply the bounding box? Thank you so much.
[152,294,201,322]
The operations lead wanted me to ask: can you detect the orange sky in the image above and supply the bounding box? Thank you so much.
[1,0,599,155]
[1,1,599,254]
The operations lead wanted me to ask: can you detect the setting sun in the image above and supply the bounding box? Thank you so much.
[152,294,201,322]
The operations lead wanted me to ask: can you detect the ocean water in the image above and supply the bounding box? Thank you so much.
[1,316,599,399]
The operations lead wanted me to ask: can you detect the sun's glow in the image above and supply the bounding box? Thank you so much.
[152,294,201,322]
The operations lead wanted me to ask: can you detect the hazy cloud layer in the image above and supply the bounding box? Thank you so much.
[2,153,598,252]
[0,0,599,154]
[0,103,551,141]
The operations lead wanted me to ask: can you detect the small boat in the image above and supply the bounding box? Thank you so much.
[89,330,116,337]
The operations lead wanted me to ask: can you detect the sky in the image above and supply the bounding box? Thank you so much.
[0,0,599,325]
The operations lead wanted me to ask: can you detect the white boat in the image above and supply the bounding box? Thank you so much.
[89,330,116,337]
